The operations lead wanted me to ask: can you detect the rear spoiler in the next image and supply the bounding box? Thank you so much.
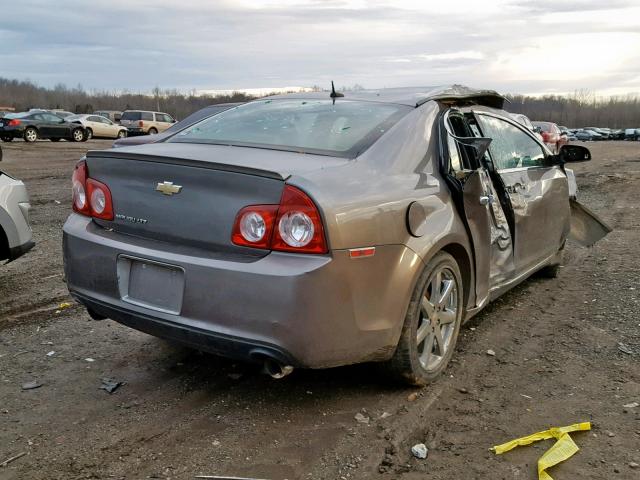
[86,149,287,181]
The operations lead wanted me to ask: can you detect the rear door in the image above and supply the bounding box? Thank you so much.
[155,113,173,132]
[444,111,515,306]
[474,113,570,273]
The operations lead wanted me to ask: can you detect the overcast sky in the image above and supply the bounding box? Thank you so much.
[2,0,639,96]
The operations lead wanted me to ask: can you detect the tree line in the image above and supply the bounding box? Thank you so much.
[505,90,640,128]
[1,77,639,128]
[0,78,254,120]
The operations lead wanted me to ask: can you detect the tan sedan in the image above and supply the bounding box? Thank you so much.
[67,114,128,140]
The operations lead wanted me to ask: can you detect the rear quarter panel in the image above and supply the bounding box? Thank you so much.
[291,102,475,308]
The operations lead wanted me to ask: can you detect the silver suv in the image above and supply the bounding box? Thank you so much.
[119,110,176,136]
[0,153,33,262]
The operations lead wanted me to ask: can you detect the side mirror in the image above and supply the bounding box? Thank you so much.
[559,144,591,163]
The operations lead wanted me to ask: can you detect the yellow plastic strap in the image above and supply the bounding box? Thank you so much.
[491,422,591,480]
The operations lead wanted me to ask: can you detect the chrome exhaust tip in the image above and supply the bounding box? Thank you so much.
[263,359,294,379]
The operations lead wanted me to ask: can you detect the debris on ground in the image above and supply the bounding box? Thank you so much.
[623,402,639,408]
[411,443,428,459]
[617,343,633,355]
[486,349,496,356]
[407,392,419,402]
[21,381,42,391]
[0,451,26,467]
[492,422,591,480]
[84,358,95,362]
[195,476,269,479]
[354,412,370,424]
[54,302,73,314]
[99,378,123,394]
[46,351,55,357]
[227,373,242,380]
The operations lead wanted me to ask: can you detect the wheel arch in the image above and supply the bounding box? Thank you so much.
[415,235,476,314]
[440,242,473,309]
[0,225,10,261]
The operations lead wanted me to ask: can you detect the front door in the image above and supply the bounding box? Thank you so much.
[474,113,570,273]
[42,113,69,138]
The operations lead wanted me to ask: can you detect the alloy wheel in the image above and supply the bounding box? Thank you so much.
[416,266,459,372]
[73,129,84,142]
[25,129,37,142]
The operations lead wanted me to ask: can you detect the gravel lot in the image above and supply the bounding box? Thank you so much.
[0,139,638,480]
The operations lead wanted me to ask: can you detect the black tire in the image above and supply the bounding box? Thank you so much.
[538,264,561,278]
[50,138,61,142]
[1,136,12,142]
[71,128,85,142]
[384,251,464,386]
[24,127,38,143]
[148,127,158,135]
[537,250,563,278]
[85,128,93,140]
[117,129,127,139]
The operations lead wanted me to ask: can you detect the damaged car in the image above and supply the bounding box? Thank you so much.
[62,86,609,385]
[1,164,34,263]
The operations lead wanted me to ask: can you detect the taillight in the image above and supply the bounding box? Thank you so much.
[231,205,278,249]
[71,160,114,220]
[231,185,328,254]
[272,186,327,253]
[7,119,21,126]
[72,161,90,215]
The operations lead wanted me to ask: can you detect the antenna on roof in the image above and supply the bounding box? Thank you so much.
[330,81,344,104]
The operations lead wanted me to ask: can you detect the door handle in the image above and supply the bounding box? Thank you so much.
[479,195,494,206]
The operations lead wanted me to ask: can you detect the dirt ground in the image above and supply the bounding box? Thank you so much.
[0,139,638,480]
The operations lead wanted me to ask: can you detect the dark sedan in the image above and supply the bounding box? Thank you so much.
[0,112,87,143]
[112,103,243,148]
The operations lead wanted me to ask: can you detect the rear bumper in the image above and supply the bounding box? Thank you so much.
[63,214,422,368]
[0,174,33,256]
[0,128,24,138]
[9,239,35,261]
[74,291,297,366]
[125,127,146,136]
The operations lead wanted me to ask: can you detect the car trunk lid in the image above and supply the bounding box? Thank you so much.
[84,144,346,255]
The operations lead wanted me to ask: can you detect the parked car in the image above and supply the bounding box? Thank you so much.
[574,129,601,141]
[94,110,123,123]
[624,128,640,140]
[583,127,609,140]
[0,111,86,143]
[50,110,74,119]
[119,110,176,136]
[113,103,242,148]
[509,113,544,142]
[609,129,625,140]
[66,114,128,140]
[0,165,34,262]
[531,121,568,153]
[63,86,609,385]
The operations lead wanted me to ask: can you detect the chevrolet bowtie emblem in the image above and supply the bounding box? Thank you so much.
[155,181,183,196]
